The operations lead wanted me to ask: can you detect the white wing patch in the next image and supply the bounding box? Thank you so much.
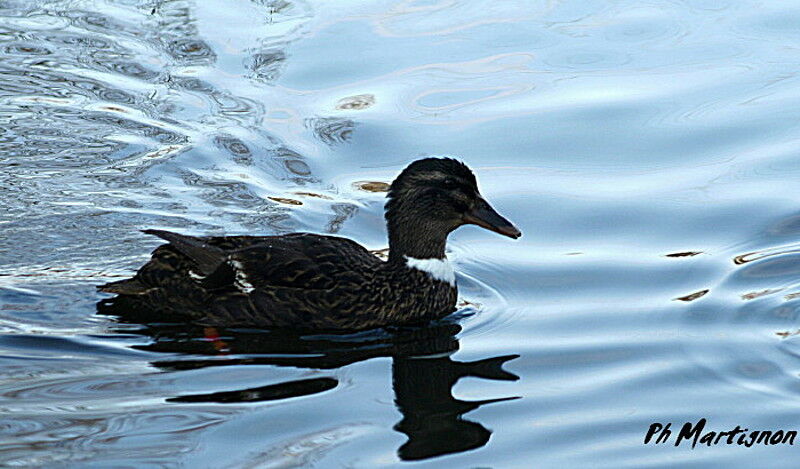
[230,260,255,294]
[405,256,456,286]
[188,270,205,280]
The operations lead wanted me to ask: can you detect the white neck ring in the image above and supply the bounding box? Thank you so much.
[404,255,456,286]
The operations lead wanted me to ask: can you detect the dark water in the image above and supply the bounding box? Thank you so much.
[4,0,800,467]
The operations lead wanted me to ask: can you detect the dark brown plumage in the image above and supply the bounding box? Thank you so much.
[98,157,520,330]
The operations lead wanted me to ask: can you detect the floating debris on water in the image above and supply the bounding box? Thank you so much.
[674,289,710,302]
[294,191,332,200]
[665,251,703,258]
[336,94,375,110]
[741,289,782,301]
[355,181,390,192]
[268,197,302,206]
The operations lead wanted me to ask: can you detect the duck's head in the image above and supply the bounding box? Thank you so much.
[385,157,520,261]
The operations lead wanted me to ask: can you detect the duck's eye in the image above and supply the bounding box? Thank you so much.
[441,178,459,189]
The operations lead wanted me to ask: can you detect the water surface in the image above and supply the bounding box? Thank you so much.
[3,0,800,467]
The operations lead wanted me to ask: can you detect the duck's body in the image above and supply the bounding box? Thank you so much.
[101,231,457,329]
[99,158,519,330]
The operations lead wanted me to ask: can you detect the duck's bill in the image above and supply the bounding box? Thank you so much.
[463,198,522,239]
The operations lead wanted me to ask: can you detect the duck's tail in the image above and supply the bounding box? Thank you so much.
[142,229,225,275]
[97,278,151,294]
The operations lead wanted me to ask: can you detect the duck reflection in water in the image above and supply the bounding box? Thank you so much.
[99,300,519,460]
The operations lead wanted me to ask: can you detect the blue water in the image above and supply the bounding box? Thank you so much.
[4,0,800,467]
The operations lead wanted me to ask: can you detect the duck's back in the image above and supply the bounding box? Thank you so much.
[100,231,400,329]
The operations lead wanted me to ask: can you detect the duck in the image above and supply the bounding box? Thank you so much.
[98,157,521,330]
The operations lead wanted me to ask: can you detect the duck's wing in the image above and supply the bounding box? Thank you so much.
[210,234,379,292]
[98,230,231,295]
[139,230,380,293]
[141,229,227,274]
